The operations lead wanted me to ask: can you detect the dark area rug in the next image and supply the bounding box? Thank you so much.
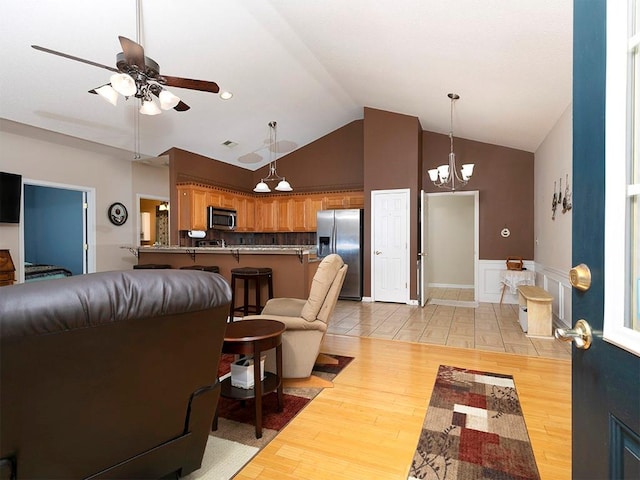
[409,365,540,480]
[212,353,353,449]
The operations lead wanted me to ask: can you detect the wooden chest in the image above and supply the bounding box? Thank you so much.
[0,249,16,286]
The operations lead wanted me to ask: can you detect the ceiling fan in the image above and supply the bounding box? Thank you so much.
[31,36,219,114]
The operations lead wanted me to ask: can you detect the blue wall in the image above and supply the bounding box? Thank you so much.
[24,185,83,275]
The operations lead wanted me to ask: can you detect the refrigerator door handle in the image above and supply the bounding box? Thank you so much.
[331,222,336,253]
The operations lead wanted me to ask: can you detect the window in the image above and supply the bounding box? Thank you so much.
[604,0,640,355]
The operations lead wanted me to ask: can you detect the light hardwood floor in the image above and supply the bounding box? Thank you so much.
[234,301,572,479]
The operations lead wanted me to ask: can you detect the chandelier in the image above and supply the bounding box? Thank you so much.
[253,121,293,193]
[427,93,474,191]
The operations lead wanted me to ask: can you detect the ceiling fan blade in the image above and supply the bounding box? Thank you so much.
[162,75,220,93]
[174,101,190,112]
[31,45,118,72]
[118,36,145,70]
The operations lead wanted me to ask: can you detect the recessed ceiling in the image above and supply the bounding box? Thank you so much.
[0,0,572,170]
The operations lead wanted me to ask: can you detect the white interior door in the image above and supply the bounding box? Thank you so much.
[371,189,410,303]
[419,190,428,306]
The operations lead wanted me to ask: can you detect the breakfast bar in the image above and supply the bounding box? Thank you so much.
[137,245,320,300]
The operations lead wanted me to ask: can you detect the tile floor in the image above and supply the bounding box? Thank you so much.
[327,288,571,360]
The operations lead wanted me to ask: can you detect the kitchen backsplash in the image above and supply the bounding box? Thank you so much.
[179,230,316,247]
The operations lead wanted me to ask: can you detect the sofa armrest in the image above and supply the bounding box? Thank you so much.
[260,298,306,317]
[241,314,327,332]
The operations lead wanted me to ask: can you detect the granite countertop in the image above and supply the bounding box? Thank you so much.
[139,245,317,255]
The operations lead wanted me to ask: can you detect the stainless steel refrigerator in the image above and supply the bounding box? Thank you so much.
[316,209,363,300]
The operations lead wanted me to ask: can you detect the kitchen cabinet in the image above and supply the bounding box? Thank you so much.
[234,196,255,231]
[255,198,279,231]
[305,197,325,231]
[177,185,208,231]
[290,198,307,231]
[322,192,364,210]
[177,183,363,233]
[278,198,292,231]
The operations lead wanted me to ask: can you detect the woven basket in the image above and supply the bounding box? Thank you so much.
[506,256,524,271]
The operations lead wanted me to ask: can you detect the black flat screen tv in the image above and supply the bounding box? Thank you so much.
[0,172,22,223]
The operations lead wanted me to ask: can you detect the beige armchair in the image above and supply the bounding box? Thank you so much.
[243,254,347,379]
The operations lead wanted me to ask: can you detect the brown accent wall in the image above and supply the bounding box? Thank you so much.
[422,131,534,260]
[256,120,364,192]
[363,107,422,299]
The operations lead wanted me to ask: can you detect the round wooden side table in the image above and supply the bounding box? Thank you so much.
[213,319,285,438]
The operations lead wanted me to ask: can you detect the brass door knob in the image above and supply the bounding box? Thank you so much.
[569,264,591,291]
[555,319,593,349]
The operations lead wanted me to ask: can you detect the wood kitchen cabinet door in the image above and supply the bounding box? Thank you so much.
[277,198,293,231]
[305,196,324,231]
[255,198,279,231]
[289,197,307,231]
[177,185,208,231]
[234,196,255,231]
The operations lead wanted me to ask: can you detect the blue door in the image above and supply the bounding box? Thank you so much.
[571,1,640,477]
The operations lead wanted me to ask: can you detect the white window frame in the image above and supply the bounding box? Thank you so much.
[604,0,640,355]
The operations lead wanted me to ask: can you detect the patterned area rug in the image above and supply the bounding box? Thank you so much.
[409,365,540,480]
[185,353,353,479]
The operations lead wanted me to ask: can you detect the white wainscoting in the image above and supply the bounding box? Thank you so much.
[535,264,572,328]
[477,260,571,327]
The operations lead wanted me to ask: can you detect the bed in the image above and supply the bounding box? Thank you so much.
[24,263,73,282]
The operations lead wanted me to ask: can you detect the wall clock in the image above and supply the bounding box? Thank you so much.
[108,202,128,226]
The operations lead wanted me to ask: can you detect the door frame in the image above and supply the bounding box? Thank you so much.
[423,190,479,306]
[19,179,96,282]
[136,193,170,247]
[370,188,411,304]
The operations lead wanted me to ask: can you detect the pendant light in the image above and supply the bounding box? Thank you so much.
[253,121,293,193]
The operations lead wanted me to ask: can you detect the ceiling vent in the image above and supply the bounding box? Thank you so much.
[222,140,238,148]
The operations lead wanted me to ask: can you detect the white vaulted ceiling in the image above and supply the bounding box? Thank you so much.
[0,0,572,169]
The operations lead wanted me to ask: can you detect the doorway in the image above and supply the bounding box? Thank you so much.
[137,194,170,247]
[423,191,479,307]
[20,180,96,282]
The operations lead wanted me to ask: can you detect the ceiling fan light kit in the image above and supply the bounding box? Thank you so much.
[428,93,475,191]
[253,121,294,193]
[159,89,180,110]
[110,73,137,97]
[95,84,119,106]
[139,99,161,116]
[31,35,219,116]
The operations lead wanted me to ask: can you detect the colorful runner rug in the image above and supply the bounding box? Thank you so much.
[409,365,540,480]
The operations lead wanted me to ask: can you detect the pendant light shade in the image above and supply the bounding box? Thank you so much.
[253,180,271,193]
[95,84,118,106]
[159,89,180,110]
[275,179,292,192]
[140,99,161,116]
[110,73,137,97]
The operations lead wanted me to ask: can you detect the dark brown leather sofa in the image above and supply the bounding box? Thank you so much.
[0,269,231,479]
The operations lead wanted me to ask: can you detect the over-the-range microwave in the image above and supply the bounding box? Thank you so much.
[207,206,237,230]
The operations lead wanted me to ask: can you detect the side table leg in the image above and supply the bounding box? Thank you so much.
[276,343,283,412]
[253,348,263,438]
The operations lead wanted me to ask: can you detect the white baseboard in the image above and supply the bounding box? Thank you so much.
[428,282,474,289]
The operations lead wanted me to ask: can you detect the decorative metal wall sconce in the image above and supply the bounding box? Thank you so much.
[552,174,572,220]
[562,174,572,213]
[552,180,558,220]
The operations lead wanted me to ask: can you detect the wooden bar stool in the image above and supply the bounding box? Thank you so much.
[229,267,273,320]
[180,265,220,273]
